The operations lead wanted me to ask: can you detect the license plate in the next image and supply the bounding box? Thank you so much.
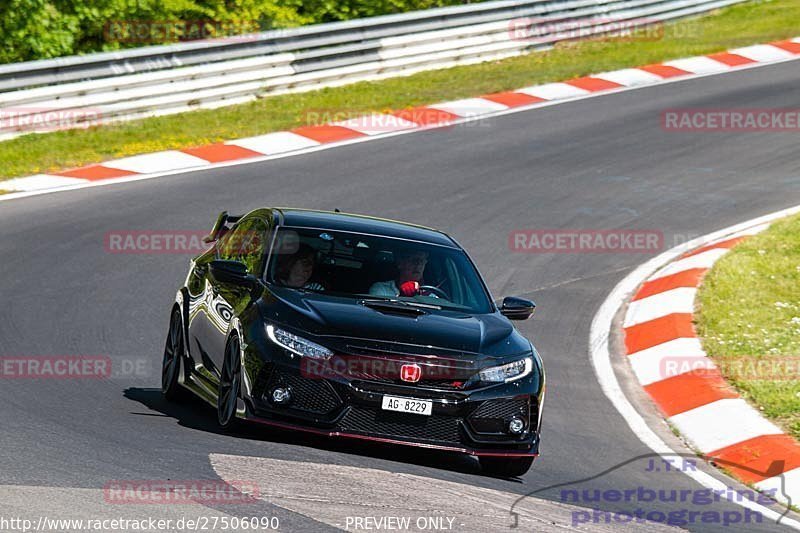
[381,395,432,416]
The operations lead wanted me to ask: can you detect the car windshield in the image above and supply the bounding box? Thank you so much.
[266,227,494,314]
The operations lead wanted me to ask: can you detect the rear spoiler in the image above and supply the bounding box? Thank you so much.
[202,211,242,243]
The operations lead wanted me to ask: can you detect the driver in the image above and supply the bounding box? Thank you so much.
[369,249,434,298]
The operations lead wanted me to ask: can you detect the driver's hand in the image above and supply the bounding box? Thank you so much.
[398,281,420,297]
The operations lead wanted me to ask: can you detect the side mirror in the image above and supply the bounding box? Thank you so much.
[500,296,536,320]
[209,260,264,296]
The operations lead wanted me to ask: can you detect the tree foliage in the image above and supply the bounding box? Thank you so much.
[0,0,480,63]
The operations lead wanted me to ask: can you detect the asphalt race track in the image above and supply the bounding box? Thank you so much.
[1,60,800,532]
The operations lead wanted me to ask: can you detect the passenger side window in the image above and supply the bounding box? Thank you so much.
[217,218,270,274]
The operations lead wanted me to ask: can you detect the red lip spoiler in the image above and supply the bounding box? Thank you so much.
[244,415,538,457]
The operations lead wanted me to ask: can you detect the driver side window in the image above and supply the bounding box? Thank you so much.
[217,218,270,274]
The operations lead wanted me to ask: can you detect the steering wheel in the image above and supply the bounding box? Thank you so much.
[419,285,449,300]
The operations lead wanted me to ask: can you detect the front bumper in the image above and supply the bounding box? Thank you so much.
[241,362,542,457]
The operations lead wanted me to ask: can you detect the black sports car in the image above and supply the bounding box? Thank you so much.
[162,208,544,476]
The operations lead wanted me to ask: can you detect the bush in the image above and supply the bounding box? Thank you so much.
[0,0,482,64]
[0,0,78,64]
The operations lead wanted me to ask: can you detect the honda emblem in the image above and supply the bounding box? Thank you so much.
[400,363,422,383]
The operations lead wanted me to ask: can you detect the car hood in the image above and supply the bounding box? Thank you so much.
[258,288,532,358]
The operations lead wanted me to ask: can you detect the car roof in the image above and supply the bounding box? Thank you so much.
[254,208,458,248]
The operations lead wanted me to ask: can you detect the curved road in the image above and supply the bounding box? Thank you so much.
[2,60,800,532]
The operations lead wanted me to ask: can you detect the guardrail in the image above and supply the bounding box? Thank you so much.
[0,0,746,138]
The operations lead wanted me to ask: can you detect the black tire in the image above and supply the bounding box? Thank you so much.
[217,335,243,431]
[161,307,186,401]
[479,456,534,478]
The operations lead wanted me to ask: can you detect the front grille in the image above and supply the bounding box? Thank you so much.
[468,397,529,434]
[417,379,464,390]
[352,377,464,390]
[337,346,474,390]
[337,406,461,443]
[264,371,342,415]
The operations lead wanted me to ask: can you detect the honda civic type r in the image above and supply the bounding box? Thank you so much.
[162,208,544,477]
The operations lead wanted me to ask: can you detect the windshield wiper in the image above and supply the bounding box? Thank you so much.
[360,298,441,314]
[360,297,441,310]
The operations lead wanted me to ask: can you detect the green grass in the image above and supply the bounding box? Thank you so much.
[696,213,800,440]
[1,0,799,181]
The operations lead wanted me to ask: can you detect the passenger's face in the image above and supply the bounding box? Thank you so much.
[287,256,314,287]
[397,252,428,282]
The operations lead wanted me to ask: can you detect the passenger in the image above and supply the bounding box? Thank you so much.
[276,243,325,291]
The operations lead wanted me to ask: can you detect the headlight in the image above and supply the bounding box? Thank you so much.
[478,357,533,383]
[266,325,333,360]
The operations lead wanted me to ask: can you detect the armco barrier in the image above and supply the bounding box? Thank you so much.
[0,0,747,138]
